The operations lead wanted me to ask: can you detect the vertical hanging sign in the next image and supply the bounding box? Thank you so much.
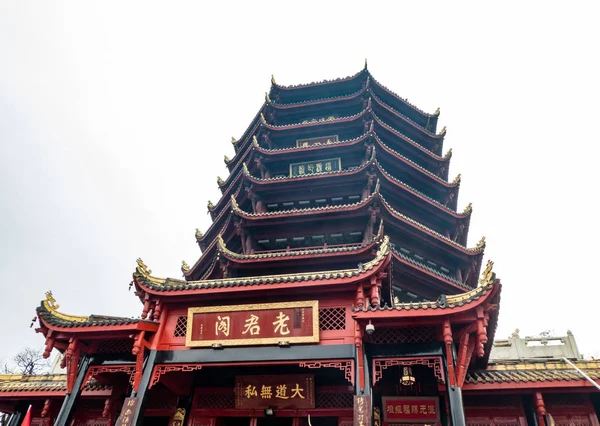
[354,395,372,426]
[116,397,139,426]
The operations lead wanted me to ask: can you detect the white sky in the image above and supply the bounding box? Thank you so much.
[1,2,599,365]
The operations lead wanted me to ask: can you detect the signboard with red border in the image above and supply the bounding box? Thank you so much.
[382,397,440,423]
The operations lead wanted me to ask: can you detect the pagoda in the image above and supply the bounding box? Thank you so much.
[2,65,600,426]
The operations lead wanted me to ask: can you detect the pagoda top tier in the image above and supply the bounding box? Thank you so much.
[268,64,440,132]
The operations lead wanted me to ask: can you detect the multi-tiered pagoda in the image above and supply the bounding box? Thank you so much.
[2,65,600,426]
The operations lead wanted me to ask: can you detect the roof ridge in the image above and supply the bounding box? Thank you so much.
[371,92,440,137]
[268,87,367,108]
[261,107,368,130]
[370,74,438,118]
[270,69,365,90]
[134,236,391,290]
[379,194,483,253]
[373,114,443,160]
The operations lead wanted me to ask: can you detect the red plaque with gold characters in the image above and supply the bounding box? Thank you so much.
[186,301,319,347]
[382,397,440,423]
[235,374,315,409]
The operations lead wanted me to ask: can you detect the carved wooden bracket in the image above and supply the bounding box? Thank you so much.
[299,360,354,385]
[81,365,136,391]
[443,319,457,387]
[41,399,51,418]
[150,364,203,388]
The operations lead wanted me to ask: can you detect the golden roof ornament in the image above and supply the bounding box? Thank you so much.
[207,200,214,210]
[478,259,495,286]
[231,137,238,145]
[45,291,59,311]
[195,228,203,239]
[476,236,486,250]
[444,148,453,159]
[462,202,473,215]
[217,234,226,248]
[260,112,267,123]
[181,260,190,272]
[252,135,259,148]
[43,291,89,323]
[452,173,461,185]
[265,92,271,103]
[224,155,230,164]
[217,176,225,186]
[440,126,447,135]
[434,107,441,116]
[242,162,250,175]
[230,195,239,210]
[136,258,152,276]
[271,75,276,85]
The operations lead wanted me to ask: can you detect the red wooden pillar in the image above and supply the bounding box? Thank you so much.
[534,392,547,425]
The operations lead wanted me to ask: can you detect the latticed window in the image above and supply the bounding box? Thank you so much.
[319,307,346,331]
[173,316,187,337]
[315,391,353,408]
[96,339,132,354]
[196,393,235,409]
[369,326,437,344]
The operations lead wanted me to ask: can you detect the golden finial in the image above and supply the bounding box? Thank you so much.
[440,126,447,135]
[444,148,452,159]
[195,228,203,239]
[242,162,249,175]
[271,75,276,85]
[434,107,441,116]
[224,155,230,164]
[260,112,266,123]
[462,202,473,215]
[478,259,495,286]
[231,136,238,145]
[181,260,190,272]
[207,200,214,210]
[252,135,259,148]
[136,258,152,276]
[217,176,225,186]
[45,291,59,311]
[364,58,368,70]
[475,236,486,250]
[217,234,226,247]
[393,295,399,305]
[230,195,239,210]
[265,92,271,103]
[452,173,461,185]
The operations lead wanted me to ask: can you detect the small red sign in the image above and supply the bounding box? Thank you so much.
[187,301,318,347]
[235,374,315,410]
[382,397,440,423]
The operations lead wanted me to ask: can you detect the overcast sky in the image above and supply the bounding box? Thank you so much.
[1,2,599,365]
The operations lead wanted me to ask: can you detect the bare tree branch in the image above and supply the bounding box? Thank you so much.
[13,348,48,376]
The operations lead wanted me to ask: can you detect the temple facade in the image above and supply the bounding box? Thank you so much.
[1,65,599,426]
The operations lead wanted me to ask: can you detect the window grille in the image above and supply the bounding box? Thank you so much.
[319,307,346,331]
[174,316,187,337]
[96,339,132,354]
[368,327,436,344]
